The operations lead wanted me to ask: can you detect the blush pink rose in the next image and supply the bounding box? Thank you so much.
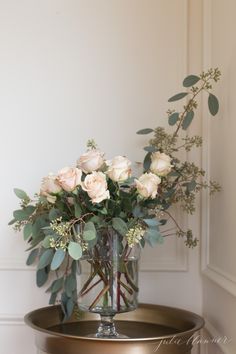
[82,171,110,203]
[57,167,82,192]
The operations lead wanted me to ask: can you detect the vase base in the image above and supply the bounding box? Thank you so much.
[86,332,128,339]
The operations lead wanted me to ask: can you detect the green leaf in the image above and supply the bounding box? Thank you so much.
[49,292,57,305]
[26,248,39,266]
[8,219,16,226]
[208,93,219,116]
[168,112,179,126]
[65,274,76,297]
[83,222,96,241]
[14,188,29,200]
[68,242,82,260]
[83,230,96,241]
[49,208,61,221]
[13,206,36,221]
[71,260,77,276]
[51,277,64,293]
[132,206,144,218]
[182,111,194,130]
[23,224,32,240]
[136,128,154,135]
[187,180,197,192]
[42,235,53,248]
[145,228,163,247]
[36,268,48,287]
[74,203,82,218]
[84,221,96,233]
[168,92,188,102]
[143,152,152,171]
[112,217,128,236]
[32,216,49,239]
[66,298,75,319]
[38,249,54,270]
[51,249,66,270]
[143,218,160,228]
[183,75,200,87]
[143,146,158,153]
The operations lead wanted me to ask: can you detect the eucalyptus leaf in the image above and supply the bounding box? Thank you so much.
[136,128,154,135]
[36,268,48,287]
[183,75,200,87]
[68,242,82,260]
[182,111,194,130]
[49,208,61,221]
[51,277,64,293]
[83,230,96,241]
[13,206,36,221]
[143,146,158,153]
[38,249,54,270]
[143,152,152,171]
[187,180,197,192]
[26,248,39,266]
[168,112,179,126]
[49,292,57,305]
[65,274,76,297]
[168,92,188,102]
[14,188,29,200]
[143,218,160,228]
[23,224,32,240]
[74,203,82,218]
[8,219,16,226]
[208,93,219,116]
[66,298,75,319]
[42,235,53,248]
[51,248,66,270]
[112,217,128,236]
[145,228,163,247]
[132,206,144,218]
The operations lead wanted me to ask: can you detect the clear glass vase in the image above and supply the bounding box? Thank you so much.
[78,229,140,338]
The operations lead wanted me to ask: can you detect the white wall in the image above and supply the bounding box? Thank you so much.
[0,1,203,353]
[201,1,236,353]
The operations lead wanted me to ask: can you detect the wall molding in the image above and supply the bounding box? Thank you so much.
[204,319,231,354]
[0,314,24,326]
[0,258,34,271]
[201,0,236,298]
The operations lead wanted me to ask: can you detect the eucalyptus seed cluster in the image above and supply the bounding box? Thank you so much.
[149,127,177,155]
[126,225,145,248]
[176,229,198,248]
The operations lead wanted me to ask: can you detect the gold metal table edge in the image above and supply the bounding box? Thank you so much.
[25,303,205,354]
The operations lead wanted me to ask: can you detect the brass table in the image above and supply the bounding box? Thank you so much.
[25,303,204,354]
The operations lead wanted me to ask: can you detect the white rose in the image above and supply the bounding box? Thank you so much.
[57,167,82,192]
[77,149,104,173]
[40,174,61,203]
[82,171,110,203]
[135,173,161,199]
[106,156,132,182]
[150,152,172,176]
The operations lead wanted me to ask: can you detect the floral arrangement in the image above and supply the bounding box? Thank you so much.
[9,68,221,320]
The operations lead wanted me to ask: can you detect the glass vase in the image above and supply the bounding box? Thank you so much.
[78,228,140,338]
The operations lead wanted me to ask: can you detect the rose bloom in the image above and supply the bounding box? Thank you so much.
[106,156,132,182]
[77,149,104,173]
[82,171,110,203]
[150,152,172,176]
[57,167,82,192]
[135,172,161,199]
[40,174,62,203]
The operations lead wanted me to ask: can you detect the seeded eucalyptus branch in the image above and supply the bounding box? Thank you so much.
[137,68,221,247]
